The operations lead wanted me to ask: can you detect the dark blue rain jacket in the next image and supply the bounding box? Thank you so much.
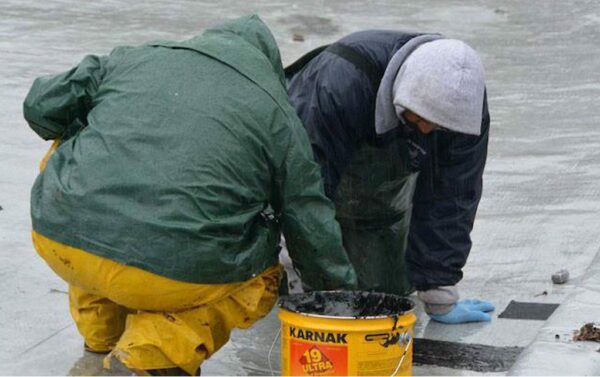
[286,30,490,291]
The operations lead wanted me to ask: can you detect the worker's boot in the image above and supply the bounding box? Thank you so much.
[83,343,111,355]
[104,353,200,376]
[135,367,201,376]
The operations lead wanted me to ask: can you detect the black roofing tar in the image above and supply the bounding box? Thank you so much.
[499,300,560,320]
[413,338,524,372]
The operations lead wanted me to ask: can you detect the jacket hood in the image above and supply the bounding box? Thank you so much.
[393,39,485,136]
[202,15,286,86]
[375,34,442,135]
[147,15,292,117]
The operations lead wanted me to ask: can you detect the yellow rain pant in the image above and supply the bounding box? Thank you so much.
[32,232,281,375]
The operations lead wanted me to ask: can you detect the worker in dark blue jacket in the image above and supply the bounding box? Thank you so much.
[286,31,494,324]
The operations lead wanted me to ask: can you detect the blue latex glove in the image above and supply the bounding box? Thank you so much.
[429,299,495,324]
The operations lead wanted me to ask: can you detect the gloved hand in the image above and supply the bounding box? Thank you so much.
[418,286,495,324]
[429,299,495,324]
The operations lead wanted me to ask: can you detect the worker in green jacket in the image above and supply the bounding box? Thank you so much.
[24,15,357,376]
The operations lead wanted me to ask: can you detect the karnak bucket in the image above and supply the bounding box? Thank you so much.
[278,291,416,376]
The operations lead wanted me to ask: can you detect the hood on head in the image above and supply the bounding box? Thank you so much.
[375,34,442,135]
[202,15,285,85]
[393,39,485,136]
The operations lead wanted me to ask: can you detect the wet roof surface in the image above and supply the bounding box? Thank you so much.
[1,0,600,375]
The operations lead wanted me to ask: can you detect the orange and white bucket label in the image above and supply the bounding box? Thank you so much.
[289,338,348,375]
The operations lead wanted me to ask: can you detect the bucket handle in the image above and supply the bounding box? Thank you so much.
[390,333,413,376]
[268,328,281,376]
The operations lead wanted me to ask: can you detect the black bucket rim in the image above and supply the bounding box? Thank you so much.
[278,290,416,320]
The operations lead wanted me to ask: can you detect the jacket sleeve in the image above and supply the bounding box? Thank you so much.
[23,54,107,140]
[278,116,358,291]
[406,94,490,291]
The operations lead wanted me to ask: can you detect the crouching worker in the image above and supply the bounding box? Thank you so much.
[23,15,357,376]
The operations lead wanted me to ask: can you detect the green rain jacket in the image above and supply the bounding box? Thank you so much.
[24,15,357,289]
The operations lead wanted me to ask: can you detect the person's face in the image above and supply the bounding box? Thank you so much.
[403,110,447,135]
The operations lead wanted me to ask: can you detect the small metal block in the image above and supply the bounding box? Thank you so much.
[551,269,569,284]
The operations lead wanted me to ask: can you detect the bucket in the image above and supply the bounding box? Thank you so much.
[278,291,416,376]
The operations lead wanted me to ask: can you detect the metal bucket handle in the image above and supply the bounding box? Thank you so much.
[390,331,412,376]
[268,328,281,376]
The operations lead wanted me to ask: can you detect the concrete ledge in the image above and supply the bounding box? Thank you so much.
[508,249,600,375]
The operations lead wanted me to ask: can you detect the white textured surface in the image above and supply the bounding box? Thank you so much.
[1,0,600,375]
[509,250,600,375]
